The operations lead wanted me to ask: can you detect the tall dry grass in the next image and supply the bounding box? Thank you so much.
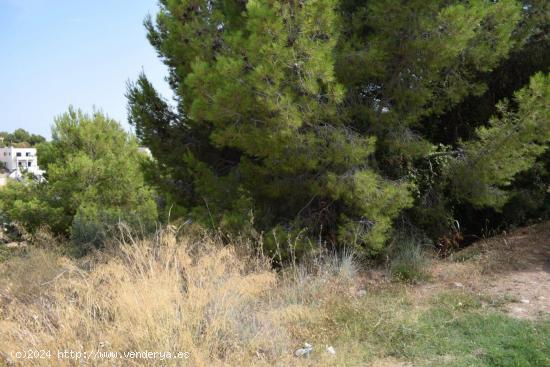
[0,226,358,367]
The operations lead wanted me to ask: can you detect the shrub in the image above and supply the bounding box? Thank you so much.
[0,108,158,253]
[0,228,291,366]
[0,225,371,366]
[388,231,432,282]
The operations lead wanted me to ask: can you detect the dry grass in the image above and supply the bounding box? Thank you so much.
[0,227,357,367]
[3,223,548,366]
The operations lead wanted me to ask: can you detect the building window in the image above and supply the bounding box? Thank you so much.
[28,161,32,167]
[26,152,31,157]
[16,152,21,157]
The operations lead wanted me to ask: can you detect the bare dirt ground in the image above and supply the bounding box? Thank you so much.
[359,222,550,367]
[428,221,550,319]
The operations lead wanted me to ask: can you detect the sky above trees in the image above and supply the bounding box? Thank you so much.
[0,0,172,139]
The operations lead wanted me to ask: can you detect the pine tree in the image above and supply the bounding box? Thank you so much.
[337,0,522,175]
[0,108,158,250]
[451,73,550,209]
[129,0,548,252]
[128,0,411,253]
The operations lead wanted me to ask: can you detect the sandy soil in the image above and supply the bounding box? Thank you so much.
[430,222,550,319]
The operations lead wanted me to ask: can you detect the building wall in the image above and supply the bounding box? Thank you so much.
[0,147,40,173]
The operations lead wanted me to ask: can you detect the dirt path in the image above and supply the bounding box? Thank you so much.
[477,224,550,319]
[429,222,550,319]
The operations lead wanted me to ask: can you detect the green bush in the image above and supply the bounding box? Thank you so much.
[388,231,432,282]
[0,108,158,253]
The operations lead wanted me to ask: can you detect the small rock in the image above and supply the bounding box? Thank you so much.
[294,343,313,358]
[538,296,545,300]
[0,351,15,367]
[453,282,464,288]
[326,345,336,356]
[4,242,25,249]
[511,307,526,313]
[356,289,367,297]
[520,299,530,304]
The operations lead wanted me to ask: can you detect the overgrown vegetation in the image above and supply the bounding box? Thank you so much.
[0,228,548,366]
[125,0,549,255]
[0,108,157,253]
[0,227,345,366]
[388,239,432,282]
[0,1,547,257]
[1,1,549,366]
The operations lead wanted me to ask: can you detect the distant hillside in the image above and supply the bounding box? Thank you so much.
[0,129,45,147]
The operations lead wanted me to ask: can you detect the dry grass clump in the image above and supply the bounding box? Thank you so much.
[0,227,310,366]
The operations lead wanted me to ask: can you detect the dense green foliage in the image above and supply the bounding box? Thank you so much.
[127,0,549,253]
[452,73,550,209]
[0,108,157,251]
[0,129,45,147]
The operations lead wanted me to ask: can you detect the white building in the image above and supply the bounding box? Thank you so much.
[0,146,43,179]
